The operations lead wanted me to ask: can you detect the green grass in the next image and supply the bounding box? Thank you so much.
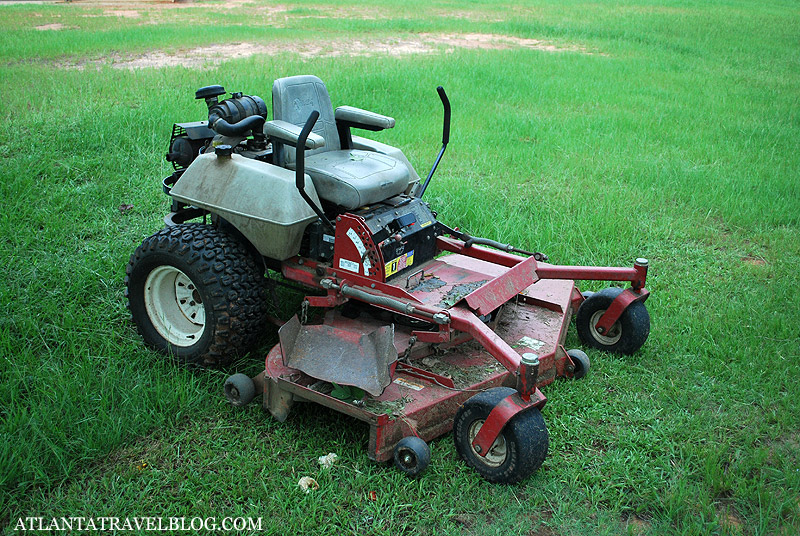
[1,0,799,534]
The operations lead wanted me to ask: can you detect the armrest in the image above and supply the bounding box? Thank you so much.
[335,106,395,130]
[264,120,325,150]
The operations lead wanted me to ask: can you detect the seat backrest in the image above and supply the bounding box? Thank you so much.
[272,75,340,164]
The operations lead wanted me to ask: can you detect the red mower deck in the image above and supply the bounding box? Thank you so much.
[259,252,577,463]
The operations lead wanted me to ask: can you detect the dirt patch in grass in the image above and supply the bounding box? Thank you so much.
[525,507,557,536]
[715,502,745,534]
[104,9,140,18]
[113,42,268,69]
[433,32,577,53]
[741,255,766,266]
[50,33,596,70]
[35,23,67,30]
[434,8,505,23]
[219,0,259,8]
[622,514,652,534]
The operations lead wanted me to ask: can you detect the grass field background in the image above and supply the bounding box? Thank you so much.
[1,0,799,534]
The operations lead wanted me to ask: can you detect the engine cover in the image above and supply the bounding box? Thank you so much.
[332,196,438,282]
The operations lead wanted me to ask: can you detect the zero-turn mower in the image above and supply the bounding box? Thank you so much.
[126,75,651,483]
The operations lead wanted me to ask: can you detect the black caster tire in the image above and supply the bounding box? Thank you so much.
[567,349,590,379]
[453,387,549,484]
[575,287,650,355]
[393,436,431,477]
[125,222,268,367]
[224,373,256,407]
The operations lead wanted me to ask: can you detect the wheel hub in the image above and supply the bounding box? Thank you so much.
[144,265,206,347]
[589,309,622,345]
[468,419,507,467]
[174,274,205,324]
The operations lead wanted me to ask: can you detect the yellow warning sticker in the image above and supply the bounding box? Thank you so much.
[394,377,425,391]
[385,250,414,276]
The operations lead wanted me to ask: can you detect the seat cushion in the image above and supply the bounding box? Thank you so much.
[296,150,410,209]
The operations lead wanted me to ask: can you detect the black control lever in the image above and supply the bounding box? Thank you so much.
[295,111,335,231]
[416,86,451,198]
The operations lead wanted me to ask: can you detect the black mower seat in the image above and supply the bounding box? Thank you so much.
[271,75,410,210]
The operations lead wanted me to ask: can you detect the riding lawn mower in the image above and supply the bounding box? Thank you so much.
[125,75,651,483]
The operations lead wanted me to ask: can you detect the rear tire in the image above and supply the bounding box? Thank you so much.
[125,223,268,367]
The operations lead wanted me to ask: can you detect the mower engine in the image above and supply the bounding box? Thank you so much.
[303,196,439,281]
[165,85,269,171]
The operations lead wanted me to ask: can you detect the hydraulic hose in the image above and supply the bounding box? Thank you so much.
[208,113,265,137]
[206,93,268,137]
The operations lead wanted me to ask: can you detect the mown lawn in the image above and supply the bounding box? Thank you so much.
[1,1,798,534]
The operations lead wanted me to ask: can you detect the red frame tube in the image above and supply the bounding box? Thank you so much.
[437,236,648,291]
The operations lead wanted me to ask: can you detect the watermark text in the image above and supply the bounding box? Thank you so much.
[15,517,262,532]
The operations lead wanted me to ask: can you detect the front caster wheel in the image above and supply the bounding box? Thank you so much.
[224,373,256,407]
[575,287,650,355]
[453,387,549,484]
[393,436,431,477]
[567,349,590,379]
[125,223,268,367]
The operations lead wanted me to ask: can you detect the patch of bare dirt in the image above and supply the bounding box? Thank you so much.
[741,255,766,266]
[622,514,652,535]
[55,33,596,70]
[715,503,745,535]
[258,4,290,15]
[104,9,140,18]
[35,23,66,30]
[434,9,505,23]
[111,42,264,69]
[219,0,256,8]
[428,33,582,53]
[528,526,558,536]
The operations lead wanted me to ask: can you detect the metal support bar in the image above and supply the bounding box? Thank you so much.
[535,265,638,282]
[416,86,450,198]
[437,236,649,290]
[320,279,450,324]
[437,236,523,267]
[447,306,521,372]
[395,362,456,389]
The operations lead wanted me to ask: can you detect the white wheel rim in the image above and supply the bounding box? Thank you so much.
[468,419,507,467]
[589,309,622,345]
[144,266,206,347]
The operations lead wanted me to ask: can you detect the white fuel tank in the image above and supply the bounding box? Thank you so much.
[170,152,320,261]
